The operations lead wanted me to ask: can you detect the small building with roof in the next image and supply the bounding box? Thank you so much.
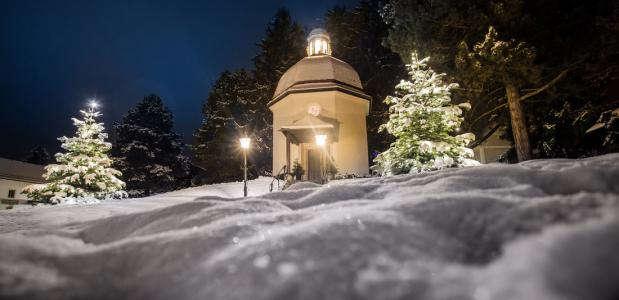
[269,28,370,181]
[0,158,44,207]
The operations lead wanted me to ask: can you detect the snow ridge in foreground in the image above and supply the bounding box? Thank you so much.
[1,155,618,300]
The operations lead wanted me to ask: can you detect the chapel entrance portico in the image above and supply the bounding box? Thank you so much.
[279,112,339,182]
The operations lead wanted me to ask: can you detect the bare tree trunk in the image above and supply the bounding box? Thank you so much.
[505,83,532,161]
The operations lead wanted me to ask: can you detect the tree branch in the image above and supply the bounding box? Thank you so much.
[468,97,506,128]
[520,69,569,102]
[468,69,569,129]
[469,123,501,148]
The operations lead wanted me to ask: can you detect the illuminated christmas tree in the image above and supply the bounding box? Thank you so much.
[24,101,126,203]
[374,53,479,175]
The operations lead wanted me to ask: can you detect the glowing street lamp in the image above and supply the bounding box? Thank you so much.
[239,137,251,197]
[240,137,251,150]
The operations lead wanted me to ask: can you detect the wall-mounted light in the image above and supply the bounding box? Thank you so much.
[315,134,327,147]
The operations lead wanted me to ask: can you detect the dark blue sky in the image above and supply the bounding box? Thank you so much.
[1,0,356,159]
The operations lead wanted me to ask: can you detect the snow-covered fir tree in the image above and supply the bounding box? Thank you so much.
[23,103,126,203]
[193,70,258,183]
[112,95,190,196]
[373,53,479,175]
[252,8,306,176]
[193,9,305,182]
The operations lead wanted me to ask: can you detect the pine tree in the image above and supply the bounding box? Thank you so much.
[24,145,53,165]
[374,53,479,175]
[112,95,190,196]
[253,7,306,91]
[382,0,618,160]
[325,0,406,158]
[193,8,306,182]
[456,26,541,162]
[23,105,126,203]
[251,8,306,175]
[193,70,257,183]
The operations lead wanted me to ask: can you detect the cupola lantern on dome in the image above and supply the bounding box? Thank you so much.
[306,28,331,56]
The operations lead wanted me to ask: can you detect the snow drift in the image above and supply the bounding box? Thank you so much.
[1,155,618,300]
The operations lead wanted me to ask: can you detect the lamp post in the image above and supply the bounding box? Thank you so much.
[239,137,251,197]
[315,134,327,184]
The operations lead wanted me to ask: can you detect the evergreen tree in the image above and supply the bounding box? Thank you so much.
[23,105,126,203]
[193,8,306,183]
[251,7,306,176]
[112,94,190,196]
[24,145,52,165]
[374,54,479,175]
[193,70,258,183]
[325,0,406,159]
[253,7,306,91]
[456,26,541,161]
[382,0,618,161]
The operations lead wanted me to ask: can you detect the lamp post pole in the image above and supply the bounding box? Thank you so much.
[243,148,248,197]
[239,137,250,197]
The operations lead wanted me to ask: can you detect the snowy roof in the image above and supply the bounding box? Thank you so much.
[0,157,45,183]
[270,55,370,106]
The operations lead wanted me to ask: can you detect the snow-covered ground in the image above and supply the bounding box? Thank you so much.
[1,155,618,299]
[0,177,274,234]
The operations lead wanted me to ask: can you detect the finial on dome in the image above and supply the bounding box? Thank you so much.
[306,28,331,56]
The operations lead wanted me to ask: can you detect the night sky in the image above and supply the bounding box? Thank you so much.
[1,0,357,160]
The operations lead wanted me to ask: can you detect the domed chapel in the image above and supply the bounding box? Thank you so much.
[269,28,370,181]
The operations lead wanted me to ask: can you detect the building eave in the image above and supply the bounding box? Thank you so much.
[268,79,371,108]
[0,174,44,184]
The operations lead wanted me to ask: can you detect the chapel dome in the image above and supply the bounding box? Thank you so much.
[274,55,364,96]
[270,30,369,107]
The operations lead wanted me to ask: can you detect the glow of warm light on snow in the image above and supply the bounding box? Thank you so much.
[315,134,327,146]
[239,137,251,149]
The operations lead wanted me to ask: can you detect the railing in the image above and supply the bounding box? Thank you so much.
[269,165,288,192]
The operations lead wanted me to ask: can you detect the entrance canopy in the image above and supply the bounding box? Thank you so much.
[280,114,339,144]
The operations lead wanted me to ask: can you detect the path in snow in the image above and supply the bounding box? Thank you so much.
[0,155,618,300]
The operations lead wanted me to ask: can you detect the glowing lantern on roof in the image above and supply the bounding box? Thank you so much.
[306,28,331,56]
